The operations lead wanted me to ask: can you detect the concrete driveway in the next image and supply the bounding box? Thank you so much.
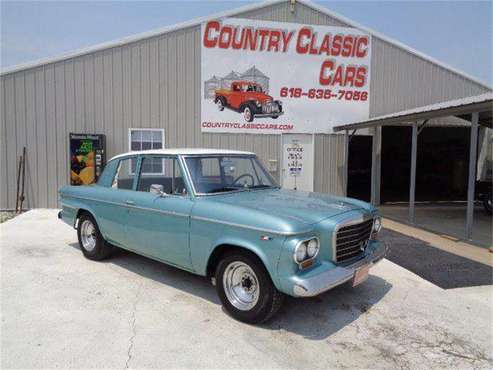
[1,210,492,369]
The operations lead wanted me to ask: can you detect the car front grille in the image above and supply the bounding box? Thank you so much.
[262,102,280,113]
[334,218,373,262]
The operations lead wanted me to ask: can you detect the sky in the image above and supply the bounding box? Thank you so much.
[1,1,492,86]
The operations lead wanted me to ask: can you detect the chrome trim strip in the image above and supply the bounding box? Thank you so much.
[63,195,189,217]
[191,215,311,236]
[254,112,284,118]
[61,203,77,210]
[126,204,189,218]
[64,195,127,208]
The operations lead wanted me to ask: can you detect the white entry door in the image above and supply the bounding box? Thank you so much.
[281,134,314,191]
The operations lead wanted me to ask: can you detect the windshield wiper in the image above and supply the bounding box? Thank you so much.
[249,184,274,189]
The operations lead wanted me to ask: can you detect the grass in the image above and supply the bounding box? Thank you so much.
[0,212,17,224]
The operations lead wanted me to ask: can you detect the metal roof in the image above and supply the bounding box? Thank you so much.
[241,66,268,78]
[0,0,491,90]
[333,93,493,131]
[109,148,255,161]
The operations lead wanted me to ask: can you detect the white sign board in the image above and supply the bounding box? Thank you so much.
[201,18,371,134]
[282,134,314,191]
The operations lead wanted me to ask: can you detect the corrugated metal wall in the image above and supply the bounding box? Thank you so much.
[0,0,490,209]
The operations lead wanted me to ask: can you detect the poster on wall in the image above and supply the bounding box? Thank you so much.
[201,18,371,134]
[69,133,106,185]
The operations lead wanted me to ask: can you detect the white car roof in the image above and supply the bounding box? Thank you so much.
[109,148,255,161]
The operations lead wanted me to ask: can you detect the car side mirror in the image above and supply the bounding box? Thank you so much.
[150,184,168,197]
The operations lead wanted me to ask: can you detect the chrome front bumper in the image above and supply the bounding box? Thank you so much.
[254,112,284,118]
[291,242,388,297]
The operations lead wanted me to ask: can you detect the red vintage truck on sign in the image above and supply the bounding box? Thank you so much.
[214,81,283,122]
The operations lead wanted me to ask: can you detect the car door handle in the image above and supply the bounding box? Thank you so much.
[125,200,135,205]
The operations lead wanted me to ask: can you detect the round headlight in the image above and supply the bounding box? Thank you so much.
[306,238,319,258]
[373,216,382,233]
[294,242,307,263]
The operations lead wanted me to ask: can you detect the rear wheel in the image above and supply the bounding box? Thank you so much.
[215,251,283,324]
[77,213,112,260]
[216,97,225,111]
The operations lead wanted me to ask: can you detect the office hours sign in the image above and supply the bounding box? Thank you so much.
[201,18,371,134]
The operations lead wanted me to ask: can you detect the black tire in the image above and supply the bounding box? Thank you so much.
[243,104,255,122]
[215,250,284,324]
[483,193,492,215]
[271,115,279,119]
[77,213,113,260]
[215,97,225,111]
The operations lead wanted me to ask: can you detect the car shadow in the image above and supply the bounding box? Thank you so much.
[68,242,392,340]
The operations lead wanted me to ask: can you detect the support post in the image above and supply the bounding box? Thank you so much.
[466,112,479,240]
[370,126,379,206]
[343,130,349,196]
[409,122,418,224]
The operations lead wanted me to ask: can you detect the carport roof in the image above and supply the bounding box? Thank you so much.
[333,92,493,131]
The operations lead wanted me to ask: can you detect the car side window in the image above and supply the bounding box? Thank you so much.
[111,158,137,190]
[137,156,187,196]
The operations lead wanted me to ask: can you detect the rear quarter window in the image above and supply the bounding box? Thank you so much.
[97,159,120,188]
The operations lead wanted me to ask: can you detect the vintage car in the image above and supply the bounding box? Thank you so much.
[58,149,387,323]
[214,81,283,122]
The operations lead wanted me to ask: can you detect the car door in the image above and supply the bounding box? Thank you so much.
[95,156,139,247]
[229,83,243,109]
[124,155,194,270]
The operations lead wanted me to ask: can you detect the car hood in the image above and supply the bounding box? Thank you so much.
[247,92,273,103]
[207,188,369,226]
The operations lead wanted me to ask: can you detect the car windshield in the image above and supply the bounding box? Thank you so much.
[184,155,278,194]
[245,85,262,92]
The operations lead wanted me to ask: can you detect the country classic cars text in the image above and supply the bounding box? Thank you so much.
[203,20,369,88]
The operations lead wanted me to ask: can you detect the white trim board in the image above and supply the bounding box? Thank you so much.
[1,0,491,90]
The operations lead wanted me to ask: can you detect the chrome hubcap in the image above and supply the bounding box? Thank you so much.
[80,220,97,252]
[223,261,259,311]
[217,100,223,110]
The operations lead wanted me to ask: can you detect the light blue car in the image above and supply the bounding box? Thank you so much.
[59,149,387,323]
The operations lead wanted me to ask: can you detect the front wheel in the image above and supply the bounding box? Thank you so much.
[77,213,113,260]
[243,106,254,122]
[215,251,284,324]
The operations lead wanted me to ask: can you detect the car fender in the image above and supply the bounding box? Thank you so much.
[239,100,256,112]
[207,234,284,290]
[60,196,102,233]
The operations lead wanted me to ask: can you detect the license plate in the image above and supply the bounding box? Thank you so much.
[352,264,370,287]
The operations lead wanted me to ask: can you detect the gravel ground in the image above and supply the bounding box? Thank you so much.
[1,210,492,369]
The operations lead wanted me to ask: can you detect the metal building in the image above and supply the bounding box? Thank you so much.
[0,0,491,210]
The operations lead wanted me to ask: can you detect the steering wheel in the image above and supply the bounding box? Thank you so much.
[231,173,255,187]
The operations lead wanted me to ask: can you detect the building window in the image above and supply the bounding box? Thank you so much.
[129,128,164,174]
